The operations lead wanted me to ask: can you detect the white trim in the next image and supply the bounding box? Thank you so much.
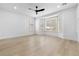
[0,34,35,40]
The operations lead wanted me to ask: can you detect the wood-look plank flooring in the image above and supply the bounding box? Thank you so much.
[0,35,79,56]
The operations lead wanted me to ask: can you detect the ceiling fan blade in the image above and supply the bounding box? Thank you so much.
[28,8,34,11]
[36,9,45,12]
[39,9,45,11]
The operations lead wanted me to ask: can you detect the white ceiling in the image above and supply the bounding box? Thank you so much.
[0,3,77,17]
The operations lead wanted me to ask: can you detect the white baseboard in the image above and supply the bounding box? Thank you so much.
[0,33,78,43]
[0,33,35,40]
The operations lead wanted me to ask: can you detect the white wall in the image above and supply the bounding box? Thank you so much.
[0,5,77,41]
[35,18,45,35]
[61,7,77,40]
[37,6,77,41]
[77,4,79,41]
[25,16,35,35]
[36,14,62,36]
[0,9,35,39]
[35,18,40,34]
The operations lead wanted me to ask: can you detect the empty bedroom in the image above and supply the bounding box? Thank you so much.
[0,3,79,56]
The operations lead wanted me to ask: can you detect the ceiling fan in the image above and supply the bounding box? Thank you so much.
[28,6,45,15]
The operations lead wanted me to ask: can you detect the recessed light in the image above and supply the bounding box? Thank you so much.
[57,5,60,8]
[14,6,17,10]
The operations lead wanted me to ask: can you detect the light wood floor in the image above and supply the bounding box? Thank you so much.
[0,35,79,56]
